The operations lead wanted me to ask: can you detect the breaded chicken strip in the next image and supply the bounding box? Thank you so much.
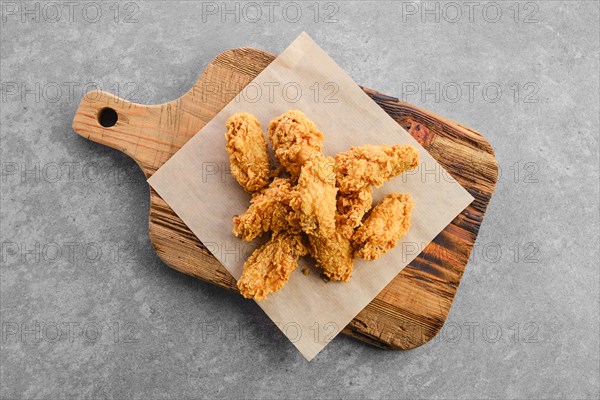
[308,231,354,282]
[335,144,419,193]
[354,193,414,261]
[296,154,337,238]
[237,232,308,300]
[335,186,373,239]
[225,113,270,192]
[233,178,301,241]
[268,110,324,179]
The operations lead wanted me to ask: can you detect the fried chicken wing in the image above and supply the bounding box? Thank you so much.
[225,113,271,192]
[353,193,414,261]
[227,110,420,300]
[335,186,373,239]
[308,231,354,282]
[335,144,419,193]
[233,178,302,241]
[237,232,308,300]
[268,110,324,179]
[296,154,338,238]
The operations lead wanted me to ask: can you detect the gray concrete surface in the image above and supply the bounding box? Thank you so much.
[1,1,599,399]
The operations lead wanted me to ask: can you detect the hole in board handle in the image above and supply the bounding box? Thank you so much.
[98,107,118,128]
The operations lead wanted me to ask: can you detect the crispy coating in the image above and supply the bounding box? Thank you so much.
[335,144,419,193]
[225,113,271,192]
[268,110,324,179]
[233,178,302,241]
[354,193,414,261]
[296,154,338,238]
[335,186,373,239]
[308,231,354,282]
[227,111,420,300]
[237,232,308,300]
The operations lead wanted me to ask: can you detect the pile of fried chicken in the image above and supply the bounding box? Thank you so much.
[225,110,419,300]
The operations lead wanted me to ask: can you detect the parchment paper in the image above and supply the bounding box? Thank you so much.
[148,32,474,360]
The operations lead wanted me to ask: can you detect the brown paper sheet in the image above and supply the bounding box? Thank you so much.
[148,32,474,360]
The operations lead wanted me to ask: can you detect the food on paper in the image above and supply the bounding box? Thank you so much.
[226,110,419,300]
[354,193,415,261]
[296,154,338,238]
[237,232,307,300]
[233,178,302,241]
[225,113,271,192]
[268,110,324,179]
[335,144,420,193]
[308,230,354,282]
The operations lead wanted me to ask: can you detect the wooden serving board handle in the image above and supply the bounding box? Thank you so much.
[73,48,498,350]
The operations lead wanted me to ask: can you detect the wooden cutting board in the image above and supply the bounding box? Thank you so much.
[72,48,498,350]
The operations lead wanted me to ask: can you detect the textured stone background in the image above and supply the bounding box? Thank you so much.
[1,1,598,399]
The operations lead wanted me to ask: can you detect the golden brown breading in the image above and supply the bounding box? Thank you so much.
[308,231,354,282]
[226,110,420,300]
[237,232,308,300]
[335,144,419,193]
[225,113,271,192]
[233,178,302,241]
[335,186,373,239]
[268,110,324,179]
[296,154,338,238]
[353,193,414,261]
